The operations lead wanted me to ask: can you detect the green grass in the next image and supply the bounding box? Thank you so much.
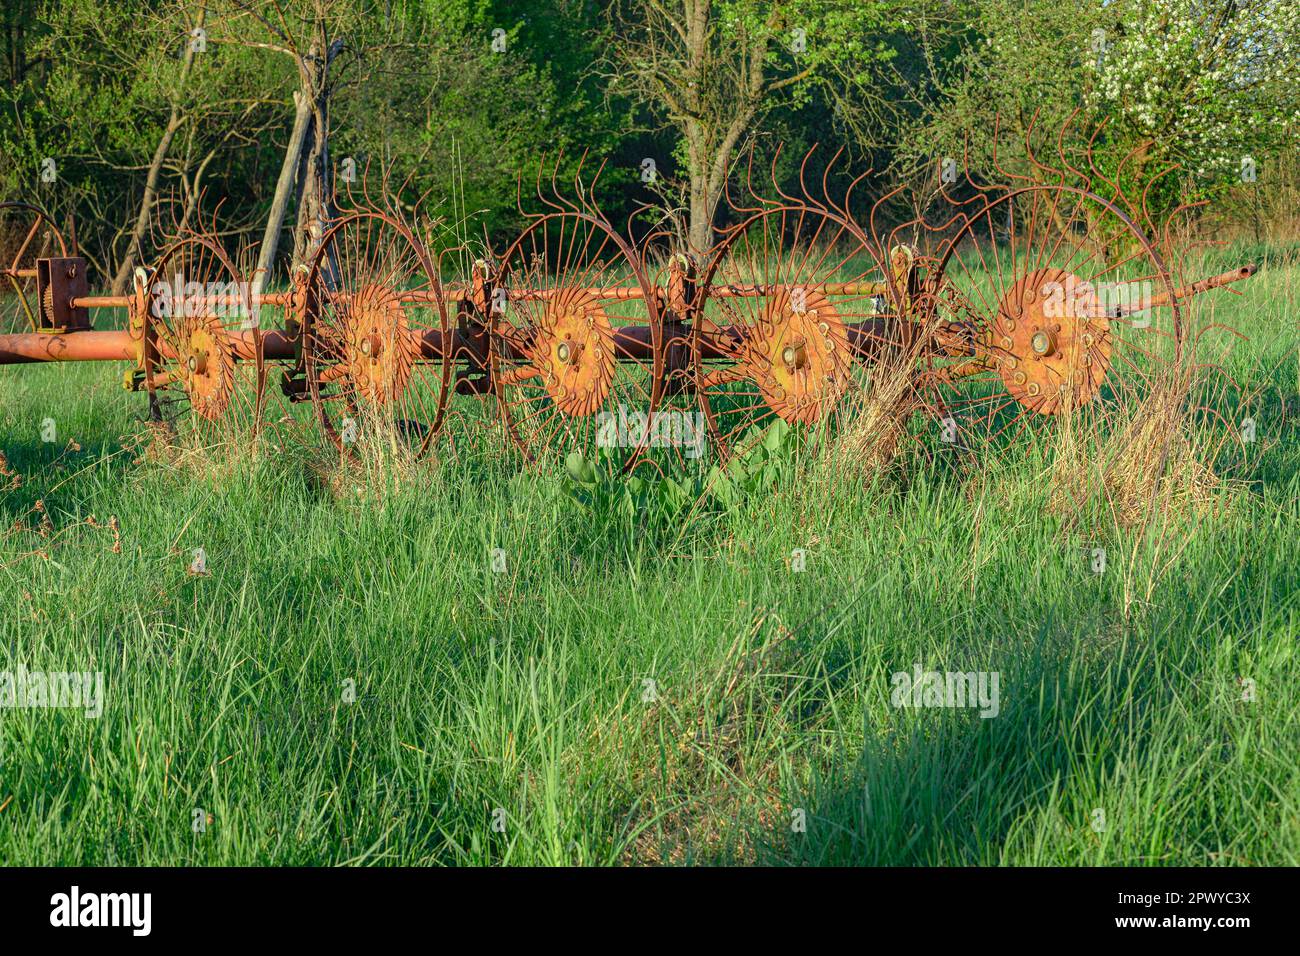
[0,241,1296,866]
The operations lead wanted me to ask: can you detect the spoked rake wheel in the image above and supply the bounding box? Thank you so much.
[0,202,68,332]
[491,211,667,471]
[142,236,265,449]
[301,212,451,459]
[920,186,1183,455]
[694,203,897,462]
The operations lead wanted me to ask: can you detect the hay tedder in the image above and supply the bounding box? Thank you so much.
[0,128,1259,473]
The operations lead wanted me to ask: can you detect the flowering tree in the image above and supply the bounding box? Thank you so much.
[1090,0,1299,194]
[907,0,1300,226]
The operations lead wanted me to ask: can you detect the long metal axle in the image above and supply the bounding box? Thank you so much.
[0,322,907,366]
[0,265,1258,368]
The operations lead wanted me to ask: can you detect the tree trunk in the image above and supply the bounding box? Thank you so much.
[679,0,765,257]
[688,148,712,254]
[295,106,332,270]
[110,7,205,294]
[252,89,312,303]
[288,37,342,279]
[685,1,710,254]
[110,116,183,294]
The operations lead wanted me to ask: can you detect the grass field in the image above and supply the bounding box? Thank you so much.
[0,240,1296,865]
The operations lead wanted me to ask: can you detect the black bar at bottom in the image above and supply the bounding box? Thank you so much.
[0,866,1279,943]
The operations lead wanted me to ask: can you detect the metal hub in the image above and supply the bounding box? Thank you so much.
[343,284,412,405]
[744,288,852,424]
[177,316,233,421]
[556,340,579,365]
[992,267,1112,415]
[532,288,615,416]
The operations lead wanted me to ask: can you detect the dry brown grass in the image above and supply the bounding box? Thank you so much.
[1102,389,1222,521]
[826,359,922,483]
[813,316,941,493]
[1042,300,1256,618]
[139,419,272,487]
[621,609,800,864]
[1049,333,1246,531]
[0,448,20,491]
[311,407,439,503]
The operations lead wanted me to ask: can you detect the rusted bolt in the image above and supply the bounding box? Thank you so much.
[556,340,582,365]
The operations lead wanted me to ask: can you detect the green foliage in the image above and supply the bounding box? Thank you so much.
[0,245,1295,865]
[0,0,1293,283]
[563,450,697,525]
[0,0,627,280]
[696,417,792,509]
[1,0,291,279]
[560,417,795,527]
[905,0,1300,221]
[342,1,629,248]
[711,0,914,123]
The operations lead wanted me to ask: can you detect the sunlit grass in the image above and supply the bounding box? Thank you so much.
[0,240,1295,865]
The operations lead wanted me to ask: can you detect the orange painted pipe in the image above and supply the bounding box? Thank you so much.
[0,329,301,365]
[0,330,137,364]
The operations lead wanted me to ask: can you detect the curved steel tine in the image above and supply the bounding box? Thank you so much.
[572,149,590,211]
[1056,108,1091,189]
[1140,163,1179,240]
[1023,108,1063,187]
[844,166,877,236]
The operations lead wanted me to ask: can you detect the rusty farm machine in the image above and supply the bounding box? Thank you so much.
[0,128,1260,478]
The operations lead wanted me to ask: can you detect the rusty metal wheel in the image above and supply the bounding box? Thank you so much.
[693,203,895,462]
[0,202,68,332]
[142,236,266,447]
[490,211,666,470]
[301,212,451,458]
[918,186,1183,450]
